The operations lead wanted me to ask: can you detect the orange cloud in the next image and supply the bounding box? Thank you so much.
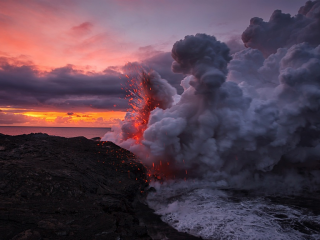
[0,108,126,127]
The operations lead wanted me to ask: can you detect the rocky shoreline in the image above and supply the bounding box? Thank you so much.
[0,133,201,240]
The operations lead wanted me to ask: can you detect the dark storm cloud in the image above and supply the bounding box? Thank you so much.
[61,98,128,110]
[0,50,185,111]
[0,58,128,110]
[242,0,320,56]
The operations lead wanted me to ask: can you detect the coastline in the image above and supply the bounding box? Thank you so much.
[0,133,201,240]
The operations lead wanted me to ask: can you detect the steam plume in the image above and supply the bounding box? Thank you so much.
[242,0,320,56]
[103,1,320,192]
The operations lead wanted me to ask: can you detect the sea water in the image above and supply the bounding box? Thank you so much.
[147,180,320,240]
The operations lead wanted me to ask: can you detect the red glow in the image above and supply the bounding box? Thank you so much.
[146,160,191,183]
[123,64,162,142]
[122,65,190,182]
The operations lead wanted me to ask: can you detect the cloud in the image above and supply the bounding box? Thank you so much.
[70,22,93,37]
[67,112,74,115]
[137,45,164,59]
[0,58,129,111]
[0,1,139,71]
[104,28,320,192]
[225,36,246,54]
[54,116,72,124]
[0,111,45,125]
[142,51,185,94]
[0,51,184,113]
[242,0,320,56]
[120,48,186,94]
[171,34,231,91]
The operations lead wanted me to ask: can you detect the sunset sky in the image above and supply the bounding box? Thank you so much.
[0,0,307,127]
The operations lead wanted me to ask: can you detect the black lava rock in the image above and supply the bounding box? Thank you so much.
[0,133,201,240]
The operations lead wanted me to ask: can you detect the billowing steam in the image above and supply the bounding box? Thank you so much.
[103,0,320,192]
[242,0,320,56]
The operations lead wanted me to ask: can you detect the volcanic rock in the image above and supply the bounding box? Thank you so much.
[0,133,201,240]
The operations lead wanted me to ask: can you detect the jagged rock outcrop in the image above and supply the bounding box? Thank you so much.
[0,133,201,240]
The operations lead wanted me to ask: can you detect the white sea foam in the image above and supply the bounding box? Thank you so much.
[147,180,320,240]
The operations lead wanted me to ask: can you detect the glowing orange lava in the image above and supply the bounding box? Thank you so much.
[122,65,191,182]
[123,65,161,142]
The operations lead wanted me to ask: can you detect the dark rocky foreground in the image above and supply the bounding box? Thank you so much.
[0,133,201,240]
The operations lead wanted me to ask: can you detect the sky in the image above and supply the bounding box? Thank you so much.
[0,0,308,127]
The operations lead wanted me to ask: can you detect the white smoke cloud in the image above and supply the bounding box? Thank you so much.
[103,1,320,192]
[242,0,320,57]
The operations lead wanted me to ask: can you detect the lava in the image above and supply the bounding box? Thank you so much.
[123,67,161,142]
[120,65,183,181]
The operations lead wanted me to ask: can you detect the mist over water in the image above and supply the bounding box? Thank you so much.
[103,1,320,238]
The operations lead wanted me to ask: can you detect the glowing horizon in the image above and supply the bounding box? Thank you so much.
[0,0,306,127]
[0,107,126,127]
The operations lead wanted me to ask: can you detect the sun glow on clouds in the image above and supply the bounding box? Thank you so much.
[0,0,306,128]
[0,108,126,127]
[0,0,138,72]
[0,0,306,72]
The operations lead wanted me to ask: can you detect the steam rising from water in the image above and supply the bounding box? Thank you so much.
[103,0,320,192]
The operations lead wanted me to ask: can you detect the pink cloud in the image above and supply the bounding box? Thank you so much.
[0,1,139,71]
[54,116,72,124]
[70,21,93,37]
[0,112,46,125]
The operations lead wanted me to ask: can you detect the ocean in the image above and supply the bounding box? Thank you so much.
[147,181,320,240]
[0,126,111,139]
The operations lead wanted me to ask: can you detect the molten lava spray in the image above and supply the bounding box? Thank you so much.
[103,67,178,175]
[103,0,320,192]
